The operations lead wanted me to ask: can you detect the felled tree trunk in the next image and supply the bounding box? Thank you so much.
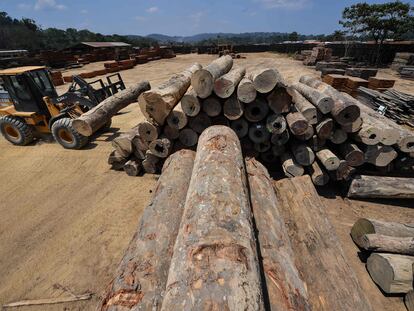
[288,87,318,124]
[273,176,373,311]
[73,81,150,136]
[245,158,311,311]
[248,67,283,93]
[351,218,414,242]
[357,234,414,255]
[99,150,195,311]
[161,126,265,311]
[139,63,201,125]
[237,76,257,103]
[292,82,333,114]
[214,66,246,98]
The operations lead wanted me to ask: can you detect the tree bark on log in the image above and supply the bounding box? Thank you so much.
[286,112,309,136]
[181,87,201,117]
[273,176,373,311]
[214,67,246,98]
[137,121,159,142]
[339,143,365,167]
[351,218,414,241]
[191,56,233,98]
[230,118,249,138]
[308,160,330,186]
[316,148,340,171]
[266,114,286,134]
[139,63,201,125]
[405,290,414,311]
[161,126,265,311]
[188,112,211,134]
[178,128,198,147]
[248,67,283,93]
[123,158,142,176]
[347,175,414,199]
[316,118,334,139]
[288,87,318,124]
[237,77,257,103]
[357,234,414,255]
[223,95,244,120]
[292,82,333,114]
[267,87,292,114]
[166,103,188,129]
[73,81,150,136]
[292,143,315,166]
[367,253,414,294]
[244,98,269,122]
[280,152,304,177]
[100,150,195,311]
[202,96,222,117]
[245,158,311,311]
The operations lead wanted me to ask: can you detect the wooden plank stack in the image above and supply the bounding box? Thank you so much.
[350,218,414,310]
[303,46,332,66]
[368,77,395,91]
[343,76,369,96]
[345,67,378,80]
[105,57,414,185]
[322,74,348,90]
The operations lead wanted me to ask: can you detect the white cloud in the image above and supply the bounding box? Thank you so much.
[18,3,32,10]
[135,16,147,22]
[80,9,88,14]
[34,0,67,11]
[146,6,159,13]
[258,0,309,9]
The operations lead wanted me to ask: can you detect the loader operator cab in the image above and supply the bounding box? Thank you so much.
[0,66,125,149]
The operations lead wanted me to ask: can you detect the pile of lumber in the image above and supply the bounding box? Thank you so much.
[99,127,373,311]
[398,66,414,80]
[351,218,414,311]
[357,87,414,128]
[303,46,332,66]
[104,56,414,183]
[368,77,395,90]
[294,49,312,61]
[323,74,396,95]
[322,74,348,89]
[342,76,369,97]
[391,52,414,70]
[345,67,378,80]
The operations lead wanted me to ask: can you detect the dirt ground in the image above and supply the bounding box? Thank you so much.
[0,53,413,310]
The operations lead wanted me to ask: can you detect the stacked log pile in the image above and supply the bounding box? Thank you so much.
[303,45,333,66]
[351,218,414,310]
[391,52,414,70]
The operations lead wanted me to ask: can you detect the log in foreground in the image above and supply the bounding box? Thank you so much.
[99,149,196,310]
[214,66,246,98]
[245,158,311,311]
[181,87,201,117]
[367,253,414,294]
[161,126,265,311]
[358,234,414,255]
[273,176,373,311]
[308,160,330,186]
[191,55,233,98]
[351,218,414,243]
[237,76,257,103]
[288,87,318,124]
[73,81,150,136]
[347,175,414,199]
[248,67,283,93]
[139,63,201,125]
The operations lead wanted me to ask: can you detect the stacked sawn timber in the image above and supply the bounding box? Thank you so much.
[351,218,414,311]
[99,126,373,311]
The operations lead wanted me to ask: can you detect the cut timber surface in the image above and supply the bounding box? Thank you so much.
[266,114,286,134]
[308,160,329,186]
[363,145,398,167]
[137,121,159,142]
[281,152,304,177]
[316,118,334,139]
[178,128,198,147]
[161,126,265,311]
[214,66,246,98]
[286,112,308,136]
[329,128,347,144]
[188,112,211,134]
[230,118,249,138]
[292,143,315,166]
[245,158,311,311]
[202,96,222,117]
[248,67,283,93]
[166,103,187,129]
[223,95,244,120]
[73,81,150,136]
[351,218,414,241]
[292,82,333,114]
[139,63,201,125]
[316,148,340,171]
[180,87,201,117]
[100,150,195,310]
[273,176,373,311]
[191,55,233,98]
[288,87,318,124]
[339,143,365,167]
[347,175,414,199]
[267,87,292,114]
[367,253,414,294]
[237,76,257,103]
[148,138,172,158]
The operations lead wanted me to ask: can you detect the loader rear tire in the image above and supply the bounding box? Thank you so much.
[51,118,88,149]
[0,115,34,146]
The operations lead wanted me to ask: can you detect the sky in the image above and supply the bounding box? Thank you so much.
[1,0,413,36]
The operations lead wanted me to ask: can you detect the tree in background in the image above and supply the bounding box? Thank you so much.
[340,1,414,65]
[288,32,299,42]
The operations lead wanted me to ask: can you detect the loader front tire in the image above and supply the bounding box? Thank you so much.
[0,115,34,146]
[51,118,88,149]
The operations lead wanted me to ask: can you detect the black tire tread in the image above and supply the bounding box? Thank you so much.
[51,118,88,149]
[0,115,34,145]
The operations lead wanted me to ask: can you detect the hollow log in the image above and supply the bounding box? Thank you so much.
[316,118,333,139]
[273,176,373,311]
[230,118,249,138]
[271,130,290,146]
[266,114,286,134]
[166,104,187,129]
[123,158,142,176]
[316,148,340,171]
[347,175,414,199]
[137,121,159,142]
[248,67,283,93]
[331,160,355,181]
[280,152,304,177]
[188,112,211,134]
[267,86,292,114]
[149,138,172,158]
[191,55,233,98]
[286,112,309,136]
[139,64,201,125]
[288,87,318,124]
[244,98,269,122]
[142,150,160,174]
[178,128,198,147]
[223,95,244,120]
[249,123,270,143]
[181,87,201,117]
[353,120,382,145]
[245,158,311,311]
[99,150,195,311]
[308,160,329,186]
[73,81,151,136]
[237,77,257,103]
[329,127,347,144]
[339,143,365,167]
[202,96,222,117]
[363,144,398,167]
[357,234,414,255]
[341,117,362,133]
[406,290,414,311]
[367,253,414,294]
[292,143,315,166]
[214,66,246,98]
[292,82,333,114]
[161,126,265,311]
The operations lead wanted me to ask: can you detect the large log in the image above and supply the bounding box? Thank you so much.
[166,103,187,129]
[316,148,340,171]
[273,176,373,311]
[161,126,265,311]
[73,81,150,136]
[339,143,365,167]
[202,96,222,117]
[137,121,159,142]
[230,118,249,138]
[280,152,304,177]
[245,158,311,311]
[188,112,211,134]
[162,125,179,140]
[288,87,318,124]
[99,150,195,310]
[248,67,283,93]
[351,218,414,241]
[347,175,414,199]
[292,82,333,114]
[341,117,362,133]
[223,95,244,120]
[191,55,233,98]
[291,143,315,166]
[357,234,414,255]
[266,114,286,134]
[367,253,414,293]
[178,128,198,147]
[295,124,314,141]
[181,87,201,117]
[267,86,292,113]
[329,127,347,144]
[286,112,309,136]
[139,64,201,125]
[237,76,257,103]
[363,144,398,167]
[214,66,246,98]
[244,98,269,122]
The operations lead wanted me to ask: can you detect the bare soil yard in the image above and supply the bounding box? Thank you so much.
[0,53,413,310]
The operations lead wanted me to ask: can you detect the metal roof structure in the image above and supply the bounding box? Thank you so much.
[79,42,131,48]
